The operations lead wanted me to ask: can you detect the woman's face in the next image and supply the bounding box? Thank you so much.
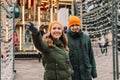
[50,24,63,40]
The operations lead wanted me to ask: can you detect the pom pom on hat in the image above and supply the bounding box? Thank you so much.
[48,21,62,31]
[68,16,82,27]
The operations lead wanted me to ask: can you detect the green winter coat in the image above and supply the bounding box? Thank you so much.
[67,29,97,80]
[31,32,73,80]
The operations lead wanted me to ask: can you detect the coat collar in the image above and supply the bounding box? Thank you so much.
[53,39,64,47]
[68,29,83,38]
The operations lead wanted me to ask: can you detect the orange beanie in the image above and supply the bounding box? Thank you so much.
[48,21,62,31]
[68,16,82,27]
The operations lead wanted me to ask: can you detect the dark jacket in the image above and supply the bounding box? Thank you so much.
[30,28,73,80]
[67,29,97,80]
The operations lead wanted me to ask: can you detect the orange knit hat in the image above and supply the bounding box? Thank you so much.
[48,21,62,31]
[68,16,82,27]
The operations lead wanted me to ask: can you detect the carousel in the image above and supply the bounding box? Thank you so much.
[14,0,82,52]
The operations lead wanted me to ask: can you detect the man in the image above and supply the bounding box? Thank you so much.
[67,16,97,80]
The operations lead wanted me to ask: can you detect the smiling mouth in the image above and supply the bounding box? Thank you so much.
[54,34,60,36]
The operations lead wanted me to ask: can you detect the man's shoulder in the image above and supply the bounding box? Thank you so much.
[82,33,90,38]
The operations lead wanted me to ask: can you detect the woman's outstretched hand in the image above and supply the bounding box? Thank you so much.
[28,22,38,35]
[28,22,35,30]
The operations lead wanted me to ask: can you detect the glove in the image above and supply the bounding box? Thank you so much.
[28,22,38,35]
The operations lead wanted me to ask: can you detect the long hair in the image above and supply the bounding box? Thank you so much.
[42,26,69,51]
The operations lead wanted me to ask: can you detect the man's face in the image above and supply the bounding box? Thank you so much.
[70,24,81,32]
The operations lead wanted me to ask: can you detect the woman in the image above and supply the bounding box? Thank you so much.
[28,21,73,80]
[98,35,106,54]
[14,31,19,51]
